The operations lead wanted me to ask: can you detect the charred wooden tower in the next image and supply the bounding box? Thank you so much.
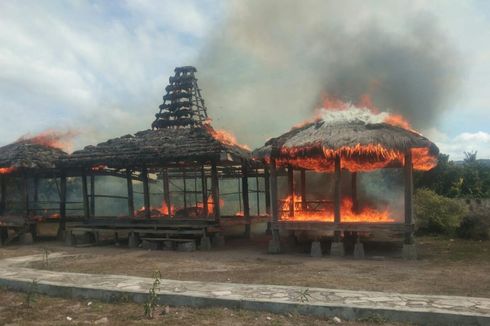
[59,66,269,249]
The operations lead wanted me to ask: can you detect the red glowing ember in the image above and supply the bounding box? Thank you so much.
[0,167,15,175]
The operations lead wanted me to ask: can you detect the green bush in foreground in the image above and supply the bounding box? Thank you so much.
[415,189,467,235]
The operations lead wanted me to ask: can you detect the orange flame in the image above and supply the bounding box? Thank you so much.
[280,194,394,223]
[0,167,15,175]
[204,124,250,151]
[16,129,78,153]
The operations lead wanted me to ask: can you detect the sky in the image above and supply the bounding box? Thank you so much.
[0,0,489,160]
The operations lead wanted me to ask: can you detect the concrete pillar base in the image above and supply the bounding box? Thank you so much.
[19,232,34,245]
[177,241,196,252]
[402,243,417,260]
[212,233,225,247]
[268,239,281,254]
[64,231,75,246]
[128,233,139,249]
[310,241,322,257]
[244,224,251,239]
[330,241,345,257]
[265,222,272,235]
[200,236,212,251]
[354,242,365,259]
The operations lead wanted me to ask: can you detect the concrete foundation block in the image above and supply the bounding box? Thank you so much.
[268,239,281,254]
[128,233,139,249]
[330,241,345,257]
[64,232,75,246]
[19,232,34,245]
[177,241,196,252]
[310,241,322,257]
[402,244,417,260]
[212,233,225,247]
[141,240,159,250]
[354,242,365,259]
[200,236,211,251]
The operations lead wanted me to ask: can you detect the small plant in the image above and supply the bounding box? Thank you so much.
[24,279,38,309]
[294,288,312,303]
[41,248,50,268]
[143,270,161,319]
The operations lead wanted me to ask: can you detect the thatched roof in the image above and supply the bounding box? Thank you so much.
[253,120,439,172]
[0,141,67,171]
[60,125,251,169]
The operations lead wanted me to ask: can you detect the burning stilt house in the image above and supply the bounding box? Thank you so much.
[0,134,69,244]
[59,66,269,249]
[254,102,439,258]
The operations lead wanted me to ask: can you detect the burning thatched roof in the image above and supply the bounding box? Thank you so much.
[0,141,67,172]
[60,125,251,169]
[253,119,439,172]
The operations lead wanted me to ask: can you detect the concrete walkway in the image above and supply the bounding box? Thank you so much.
[0,254,489,325]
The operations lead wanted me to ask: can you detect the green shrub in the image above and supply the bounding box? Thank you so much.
[414,189,467,235]
[458,213,490,240]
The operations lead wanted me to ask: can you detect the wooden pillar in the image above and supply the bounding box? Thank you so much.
[264,166,271,215]
[287,165,294,217]
[270,159,279,235]
[0,175,6,215]
[81,169,90,221]
[211,161,220,222]
[90,174,95,217]
[404,151,414,245]
[200,165,208,217]
[300,169,306,211]
[255,169,261,216]
[182,170,187,210]
[351,172,359,214]
[59,174,67,234]
[333,156,342,241]
[162,168,171,217]
[242,162,251,237]
[23,177,29,216]
[33,177,39,215]
[126,169,134,217]
[142,167,151,219]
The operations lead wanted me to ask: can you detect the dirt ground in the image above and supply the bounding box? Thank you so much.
[2,235,489,298]
[0,289,408,326]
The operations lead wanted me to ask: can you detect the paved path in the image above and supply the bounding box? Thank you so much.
[0,253,489,325]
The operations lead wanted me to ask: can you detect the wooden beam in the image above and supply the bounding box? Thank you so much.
[270,159,279,233]
[163,168,171,217]
[0,175,6,215]
[334,156,341,224]
[81,170,90,221]
[404,151,414,244]
[200,165,208,217]
[142,167,151,219]
[264,166,271,215]
[351,172,359,214]
[59,174,67,234]
[90,174,95,217]
[287,165,294,217]
[300,169,306,211]
[126,169,135,217]
[242,162,251,237]
[211,161,220,222]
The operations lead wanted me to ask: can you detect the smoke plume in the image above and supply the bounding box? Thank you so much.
[197,0,461,147]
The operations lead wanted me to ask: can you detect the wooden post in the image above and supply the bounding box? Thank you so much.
[142,167,151,219]
[264,166,271,215]
[242,162,251,237]
[201,165,208,217]
[182,170,187,210]
[300,169,306,211]
[404,151,414,245]
[333,156,342,242]
[163,168,171,217]
[23,177,29,217]
[211,161,220,222]
[351,172,359,214]
[270,159,279,236]
[33,177,39,215]
[255,169,261,216]
[0,175,6,215]
[90,174,95,217]
[287,165,294,217]
[81,170,90,221]
[126,169,134,217]
[59,174,67,235]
